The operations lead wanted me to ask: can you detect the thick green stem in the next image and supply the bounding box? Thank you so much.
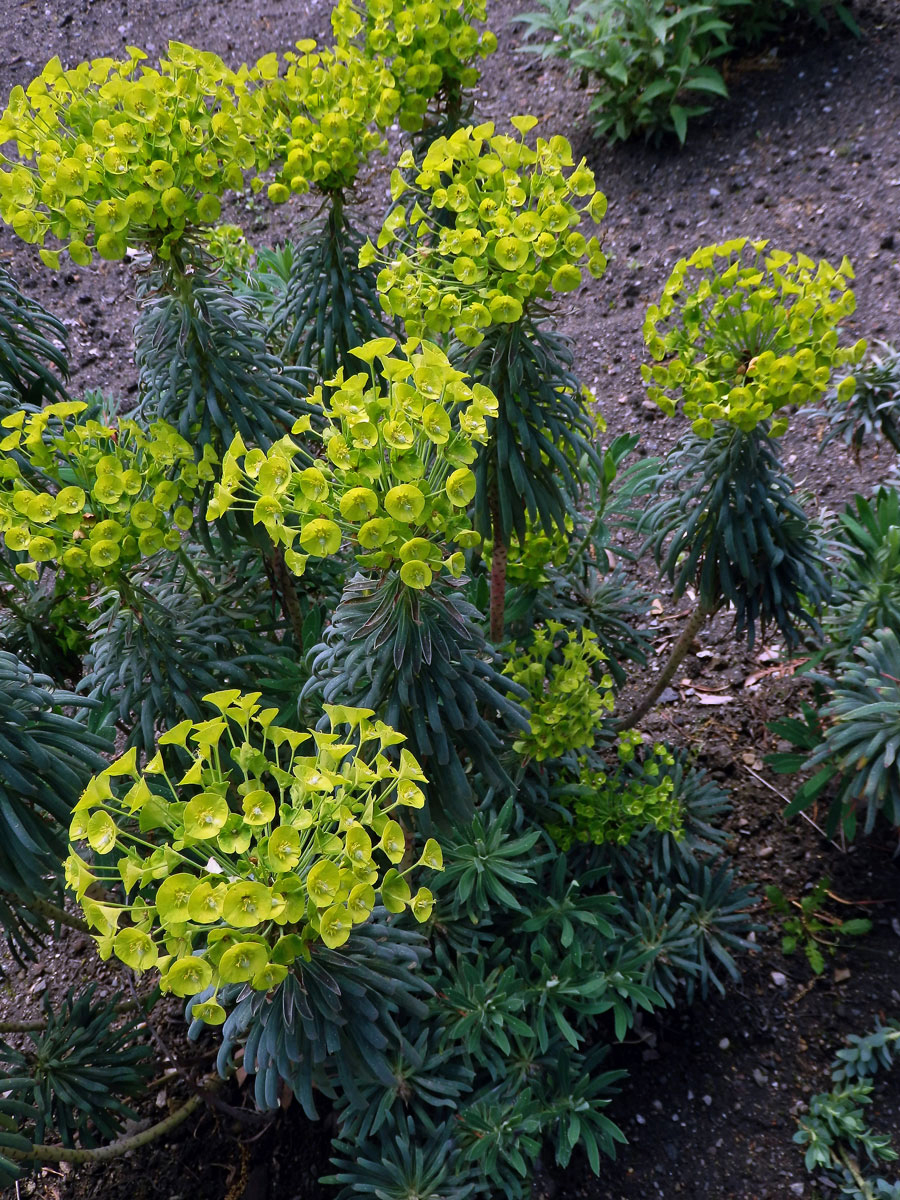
[176,548,215,606]
[838,1148,878,1200]
[615,603,712,731]
[489,490,507,644]
[6,1087,211,1165]
[0,1020,45,1034]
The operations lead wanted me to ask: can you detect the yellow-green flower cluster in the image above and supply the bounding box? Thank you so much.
[206,222,254,275]
[0,401,211,581]
[503,624,613,762]
[548,741,682,851]
[332,0,497,133]
[642,239,867,437]
[66,693,442,1023]
[208,337,495,588]
[260,40,395,198]
[360,118,609,346]
[0,43,277,265]
[486,514,572,589]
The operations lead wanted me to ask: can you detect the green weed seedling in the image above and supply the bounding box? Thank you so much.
[766,878,872,976]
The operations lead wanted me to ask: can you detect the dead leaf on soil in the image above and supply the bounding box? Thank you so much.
[833,967,851,984]
[756,645,782,663]
[743,658,809,689]
[694,692,734,705]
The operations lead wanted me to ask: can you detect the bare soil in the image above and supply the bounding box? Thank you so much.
[1,0,900,1197]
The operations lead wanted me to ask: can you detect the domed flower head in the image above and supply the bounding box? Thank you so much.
[0,43,287,264]
[210,338,494,587]
[365,117,608,345]
[67,693,444,1021]
[642,240,867,436]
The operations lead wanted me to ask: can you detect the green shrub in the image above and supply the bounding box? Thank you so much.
[516,0,860,146]
[516,0,734,144]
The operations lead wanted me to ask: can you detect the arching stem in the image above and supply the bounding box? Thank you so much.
[6,1084,217,1165]
[32,898,89,934]
[615,602,713,731]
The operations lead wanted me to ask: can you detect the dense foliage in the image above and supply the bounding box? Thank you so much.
[515,0,860,144]
[0,3,890,1193]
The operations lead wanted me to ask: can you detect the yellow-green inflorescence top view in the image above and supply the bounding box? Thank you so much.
[66,694,443,1025]
[363,117,609,345]
[209,337,494,588]
[643,239,867,437]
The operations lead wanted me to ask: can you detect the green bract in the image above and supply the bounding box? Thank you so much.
[504,624,614,761]
[66,693,441,1018]
[0,44,280,263]
[642,239,866,436]
[210,338,495,583]
[0,402,212,583]
[332,0,497,134]
[362,119,608,347]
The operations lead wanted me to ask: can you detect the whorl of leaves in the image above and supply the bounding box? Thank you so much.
[640,422,832,646]
[825,488,900,655]
[0,985,152,1167]
[784,627,900,837]
[0,264,68,412]
[269,199,391,378]
[81,567,303,753]
[459,316,600,548]
[0,651,107,899]
[134,251,310,452]
[196,915,432,1117]
[304,571,529,820]
[325,1114,476,1200]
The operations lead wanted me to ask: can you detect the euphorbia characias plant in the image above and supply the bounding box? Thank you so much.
[209,337,493,588]
[625,240,863,727]
[66,691,442,1026]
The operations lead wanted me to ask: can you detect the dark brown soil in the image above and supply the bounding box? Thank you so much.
[2,0,900,1198]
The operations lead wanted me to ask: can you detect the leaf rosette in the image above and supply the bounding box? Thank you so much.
[66,692,442,1022]
[642,238,867,436]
